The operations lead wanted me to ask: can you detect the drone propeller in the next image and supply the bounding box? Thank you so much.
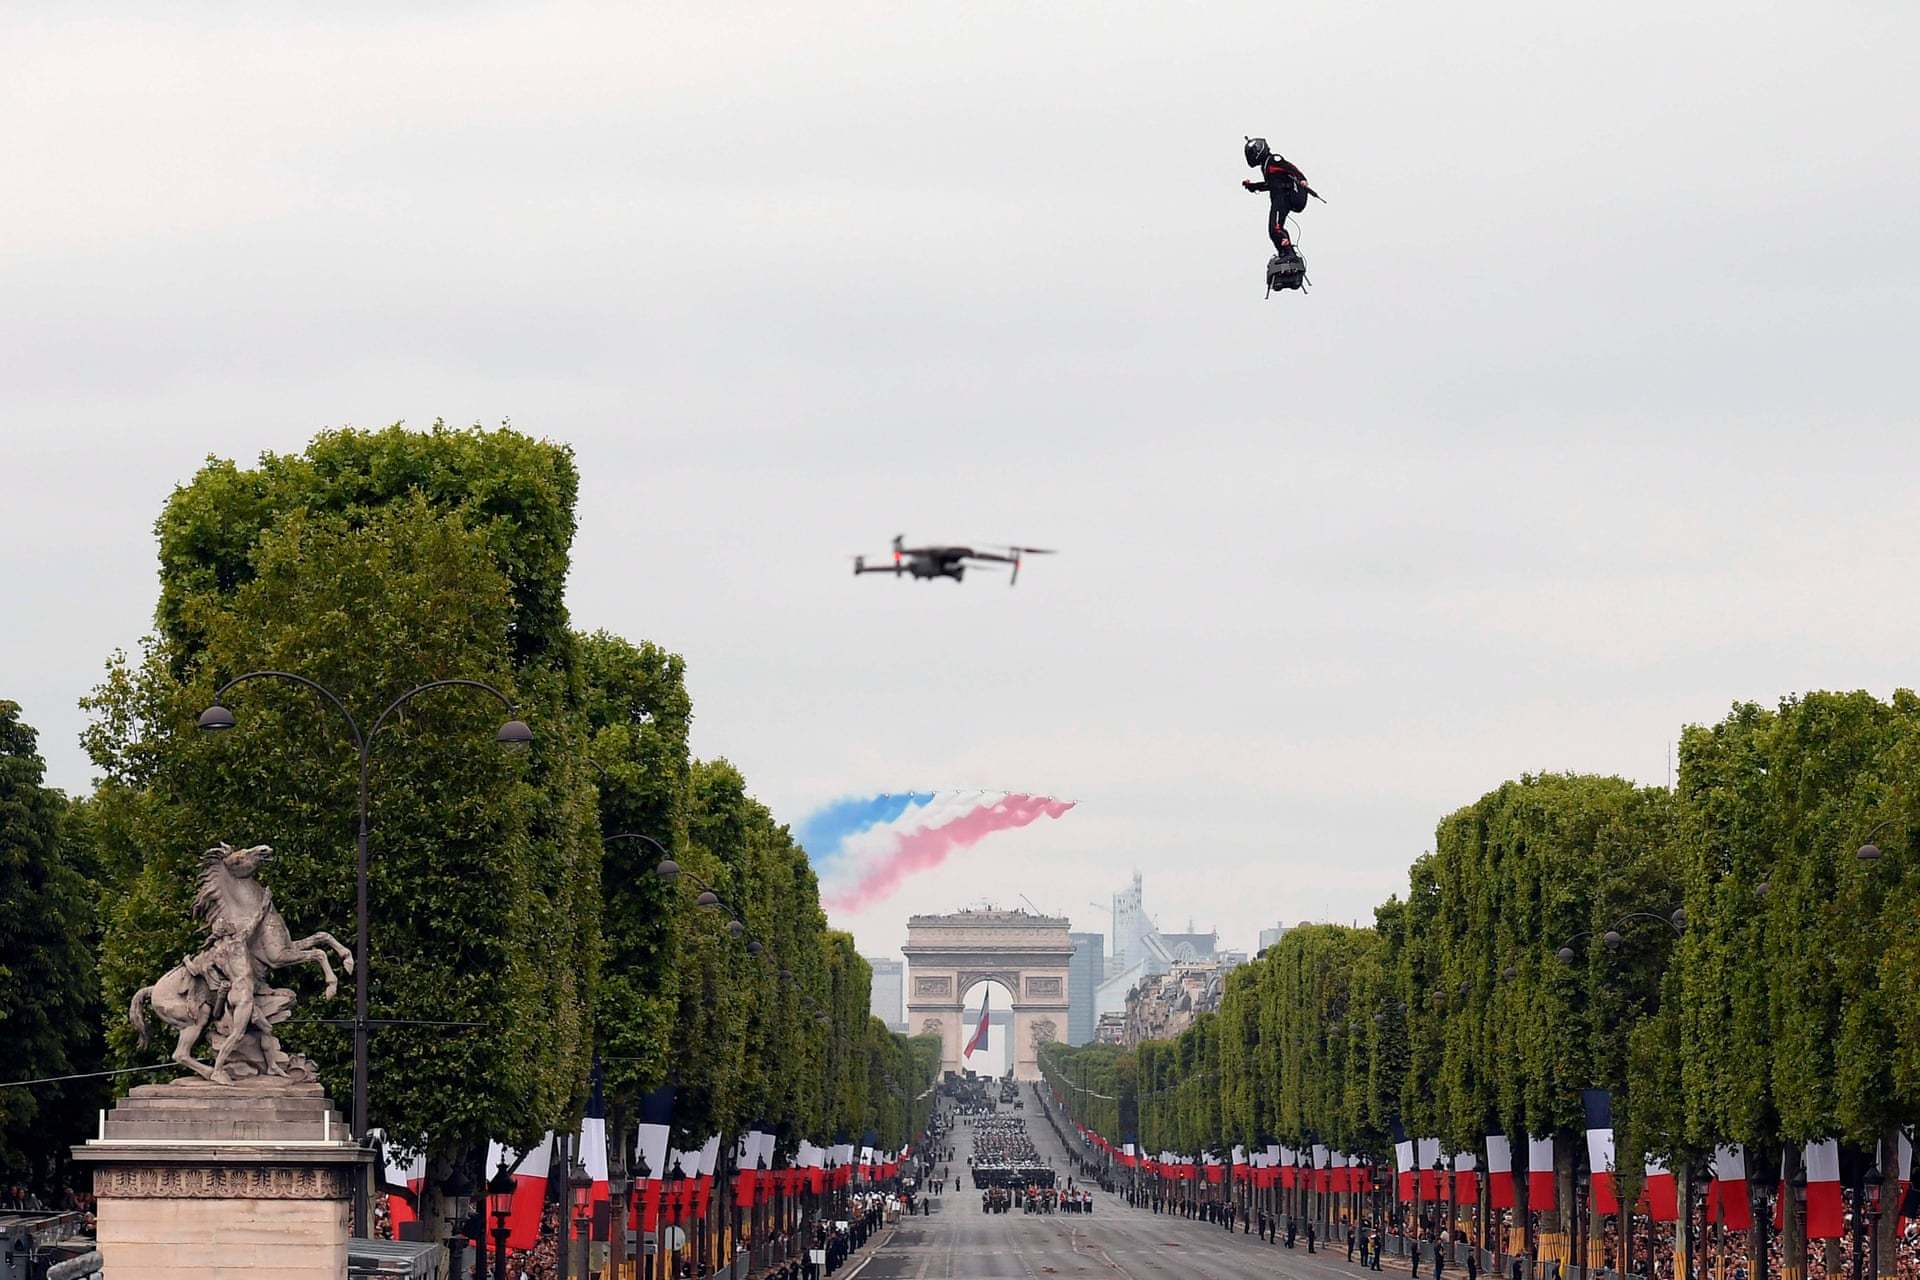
[997,545,1056,587]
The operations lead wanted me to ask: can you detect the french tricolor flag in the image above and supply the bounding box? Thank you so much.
[797,1140,822,1193]
[963,992,991,1062]
[1583,1090,1619,1216]
[504,1134,553,1251]
[379,1135,425,1235]
[1394,1140,1415,1202]
[697,1134,721,1219]
[1803,1140,1843,1240]
[679,1147,706,1219]
[1485,1135,1514,1209]
[1454,1153,1479,1205]
[1417,1139,1441,1199]
[1643,1155,1676,1223]
[1527,1135,1556,1210]
[1708,1144,1750,1230]
[578,1082,611,1232]
[635,1086,674,1233]
[737,1132,773,1207]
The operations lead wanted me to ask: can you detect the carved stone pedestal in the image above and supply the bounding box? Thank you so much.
[75,1078,371,1280]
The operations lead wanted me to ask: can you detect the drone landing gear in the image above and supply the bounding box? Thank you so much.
[1266,248,1307,297]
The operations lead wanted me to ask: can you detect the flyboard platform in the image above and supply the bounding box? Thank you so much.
[1266,249,1307,296]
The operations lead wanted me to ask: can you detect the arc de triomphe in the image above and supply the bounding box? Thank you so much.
[902,909,1072,1081]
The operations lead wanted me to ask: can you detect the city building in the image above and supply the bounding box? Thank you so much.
[866,956,905,1032]
[1093,897,1219,1019]
[1120,960,1231,1047]
[1094,1012,1126,1046]
[1258,924,1289,953]
[1109,872,1149,974]
[1067,932,1104,1046]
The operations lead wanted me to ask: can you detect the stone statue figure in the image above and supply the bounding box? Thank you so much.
[1029,1018,1058,1054]
[129,842,353,1085]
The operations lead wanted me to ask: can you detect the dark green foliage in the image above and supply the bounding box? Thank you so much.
[1426,775,1677,1148]
[580,632,691,1116]
[155,423,580,669]
[86,497,597,1152]
[1674,692,1920,1147]
[61,419,963,1207]
[0,703,106,1185]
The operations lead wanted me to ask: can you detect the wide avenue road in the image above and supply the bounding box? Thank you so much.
[853,1090,1390,1280]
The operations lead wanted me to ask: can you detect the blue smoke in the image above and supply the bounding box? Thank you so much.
[795,792,934,865]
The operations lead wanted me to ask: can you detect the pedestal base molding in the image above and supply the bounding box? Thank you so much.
[96,1164,352,1200]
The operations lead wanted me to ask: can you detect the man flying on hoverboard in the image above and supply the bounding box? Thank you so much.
[1242,137,1321,294]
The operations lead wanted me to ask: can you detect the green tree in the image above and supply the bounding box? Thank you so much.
[85,427,601,1188]
[0,702,106,1187]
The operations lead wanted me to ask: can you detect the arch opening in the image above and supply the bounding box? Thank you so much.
[958,979,1015,1080]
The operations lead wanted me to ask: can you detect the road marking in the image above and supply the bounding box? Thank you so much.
[841,1224,898,1280]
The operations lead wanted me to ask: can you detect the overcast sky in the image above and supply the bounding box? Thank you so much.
[5,4,1916,965]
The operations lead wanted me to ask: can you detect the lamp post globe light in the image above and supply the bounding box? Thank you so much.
[198,671,527,1238]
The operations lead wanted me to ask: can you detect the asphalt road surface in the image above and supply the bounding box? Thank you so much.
[852,1097,1394,1280]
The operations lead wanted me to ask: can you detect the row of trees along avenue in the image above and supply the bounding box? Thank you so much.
[1,424,939,1249]
[1044,705,1920,1280]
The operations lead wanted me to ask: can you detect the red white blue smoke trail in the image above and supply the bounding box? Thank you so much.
[797,790,1076,912]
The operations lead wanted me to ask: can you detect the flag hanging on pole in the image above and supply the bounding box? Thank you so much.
[964,989,991,1059]
[505,1134,554,1250]
[697,1134,721,1220]
[1804,1140,1843,1239]
[1527,1135,1556,1210]
[635,1085,675,1234]
[1643,1155,1677,1223]
[578,1072,611,1232]
[1583,1089,1619,1216]
[1485,1134,1514,1210]
[1417,1138,1440,1199]
[378,1133,426,1233]
[1708,1144,1751,1230]
[1455,1152,1479,1205]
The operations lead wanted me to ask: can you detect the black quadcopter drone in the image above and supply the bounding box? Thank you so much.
[852,535,1056,586]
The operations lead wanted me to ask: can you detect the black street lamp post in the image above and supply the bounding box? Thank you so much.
[199,671,528,1237]
[569,1157,593,1279]
[1865,1165,1885,1280]
[1748,1153,1777,1280]
[486,1167,515,1280]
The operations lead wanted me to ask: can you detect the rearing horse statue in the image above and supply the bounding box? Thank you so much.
[129,842,353,1085]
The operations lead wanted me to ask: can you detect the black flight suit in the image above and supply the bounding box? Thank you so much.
[1244,155,1309,253]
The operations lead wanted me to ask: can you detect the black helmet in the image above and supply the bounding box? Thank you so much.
[1244,137,1271,168]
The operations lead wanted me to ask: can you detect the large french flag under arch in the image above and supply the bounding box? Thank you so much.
[963,988,992,1060]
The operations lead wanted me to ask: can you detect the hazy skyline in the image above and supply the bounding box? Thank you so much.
[6,4,1916,963]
